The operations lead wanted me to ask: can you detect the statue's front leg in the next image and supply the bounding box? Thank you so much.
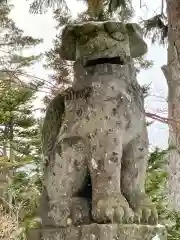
[88,132,134,224]
[121,129,158,225]
[43,136,90,227]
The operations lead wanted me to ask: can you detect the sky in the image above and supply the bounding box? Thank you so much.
[10,0,168,149]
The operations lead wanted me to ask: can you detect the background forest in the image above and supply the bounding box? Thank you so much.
[0,0,179,239]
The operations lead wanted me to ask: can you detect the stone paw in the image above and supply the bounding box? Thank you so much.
[92,194,134,224]
[127,192,158,225]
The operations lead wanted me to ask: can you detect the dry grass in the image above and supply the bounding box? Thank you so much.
[0,207,18,240]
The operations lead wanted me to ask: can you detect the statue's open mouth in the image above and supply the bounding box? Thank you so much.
[85,56,125,67]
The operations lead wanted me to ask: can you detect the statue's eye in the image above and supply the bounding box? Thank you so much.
[76,108,83,117]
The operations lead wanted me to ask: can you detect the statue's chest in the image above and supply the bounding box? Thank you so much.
[59,83,144,141]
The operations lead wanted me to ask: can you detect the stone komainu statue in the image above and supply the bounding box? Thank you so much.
[41,21,158,227]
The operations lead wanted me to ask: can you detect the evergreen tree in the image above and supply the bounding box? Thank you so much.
[145,146,180,240]
[146,148,169,221]
[29,0,133,20]
[0,3,44,238]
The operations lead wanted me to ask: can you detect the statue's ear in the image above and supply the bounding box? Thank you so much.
[60,25,77,61]
[126,23,148,58]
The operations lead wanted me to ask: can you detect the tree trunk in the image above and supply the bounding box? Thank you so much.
[2,125,8,157]
[0,126,9,203]
[7,116,14,206]
[8,117,14,163]
[163,0,180,211]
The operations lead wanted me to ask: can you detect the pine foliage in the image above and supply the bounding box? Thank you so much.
[0,2,43,238]
[142,14,168,45]
[146,148,169,219]
[29,0,134,19]
[145,147,180,240]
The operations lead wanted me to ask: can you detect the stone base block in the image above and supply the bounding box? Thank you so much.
[28,224,167,240]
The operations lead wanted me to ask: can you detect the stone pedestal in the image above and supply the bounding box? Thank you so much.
[28,224,167,240]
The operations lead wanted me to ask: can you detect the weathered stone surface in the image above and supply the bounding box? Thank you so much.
[28,224,167,240]
[60,21,147,63]
[40,20,158,229]
[41,60,158,226]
